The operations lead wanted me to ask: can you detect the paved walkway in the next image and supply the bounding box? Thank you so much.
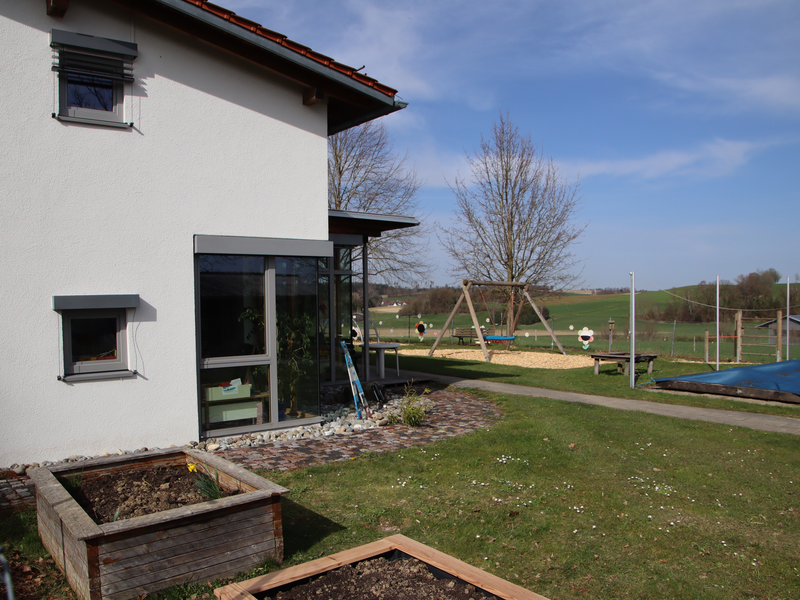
[0,386,501,509]
[4,374,799,509]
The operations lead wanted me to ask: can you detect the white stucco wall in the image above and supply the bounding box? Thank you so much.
[0,0,329,465]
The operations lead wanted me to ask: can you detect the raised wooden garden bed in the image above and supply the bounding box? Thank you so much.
[214,534,549,600]
[28,448,287,600]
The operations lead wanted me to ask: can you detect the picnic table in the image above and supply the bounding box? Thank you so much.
[368,342,401,379]
[453,328,495,345]
[590,352,658,376]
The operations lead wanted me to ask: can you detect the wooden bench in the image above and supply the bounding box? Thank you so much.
[590,352,658,376]
[453,328,495,344]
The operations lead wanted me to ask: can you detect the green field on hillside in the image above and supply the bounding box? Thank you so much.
[374,288,794,363]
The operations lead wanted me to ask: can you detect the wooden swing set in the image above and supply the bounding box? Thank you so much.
[428,280,566,363]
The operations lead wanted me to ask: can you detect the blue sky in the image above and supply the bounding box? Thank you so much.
[226,0,799,290]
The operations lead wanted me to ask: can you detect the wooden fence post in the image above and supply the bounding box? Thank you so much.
[704,330,709,363]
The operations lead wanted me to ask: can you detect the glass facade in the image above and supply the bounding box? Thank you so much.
[196,246,355,435]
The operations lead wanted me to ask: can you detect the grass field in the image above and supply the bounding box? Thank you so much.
[265,393,800,599]
[7,385,795,600]
[2,286,797,599]
[374,289,794,363]
[394,352,800,420]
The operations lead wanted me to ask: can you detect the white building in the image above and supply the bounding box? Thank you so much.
[0,0,415,466]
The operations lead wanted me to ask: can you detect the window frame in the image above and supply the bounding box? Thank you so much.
[62,308,128,375]
[194,235,334,438]
[50,29,137,128]
[53,294,139,381]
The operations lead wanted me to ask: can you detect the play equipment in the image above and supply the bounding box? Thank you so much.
[341,341,371,419]
[428,280,566,362]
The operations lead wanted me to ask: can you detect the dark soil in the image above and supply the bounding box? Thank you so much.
[268,556,496,600]
[65,465,238,524]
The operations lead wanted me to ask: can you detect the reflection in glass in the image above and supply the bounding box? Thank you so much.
[334,274,352,380]
[67,73,114,111]
[275,257,319,421]
[200,365,269,430]
[318,274,331,381]
[71,317,117,362]
[334,247,351,271]
[199,255,266,358]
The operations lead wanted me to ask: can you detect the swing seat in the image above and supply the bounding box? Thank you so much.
[484,335,515,342]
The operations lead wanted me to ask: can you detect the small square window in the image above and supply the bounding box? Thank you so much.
[53,294,138,380]
[51,29,137,127]
[63,309,128,375]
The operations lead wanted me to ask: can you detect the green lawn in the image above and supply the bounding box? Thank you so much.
[4,344,799,599]
[262,393,800,599]
[395,351,800,420]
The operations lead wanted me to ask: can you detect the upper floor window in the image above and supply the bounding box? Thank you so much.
[51,29,137,128]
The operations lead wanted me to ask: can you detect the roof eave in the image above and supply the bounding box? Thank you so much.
[328,209,420,238]
[104,0,404,134]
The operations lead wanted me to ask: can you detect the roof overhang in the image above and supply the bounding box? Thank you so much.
[329,209,419,238]
[54,0,406,135]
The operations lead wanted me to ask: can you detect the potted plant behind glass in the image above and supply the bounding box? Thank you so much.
[277,313,313,416]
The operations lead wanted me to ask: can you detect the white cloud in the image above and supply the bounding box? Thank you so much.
[564,138,760,180]
[658,73,800,114]
[228,0,800,116]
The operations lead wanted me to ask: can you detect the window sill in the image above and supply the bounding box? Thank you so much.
[59,370,137,383]
[53,114,132,129]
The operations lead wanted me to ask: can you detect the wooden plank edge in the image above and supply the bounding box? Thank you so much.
[186,449,289,495]
[216,538,398,596]
[216,535,549,600]
[386,535,549,600]
[98,507,276,557]
[28,467,103,541]
[95,492,276,538]
[43,448,188,475]
[214,581,254,600]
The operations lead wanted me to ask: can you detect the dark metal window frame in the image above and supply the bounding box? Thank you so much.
[51,29,137,128]
[194,235,333,439]
[53,294,139,381]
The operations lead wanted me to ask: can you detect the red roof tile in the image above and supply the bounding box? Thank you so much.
[179,0,397,98]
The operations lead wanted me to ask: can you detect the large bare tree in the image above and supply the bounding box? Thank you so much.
[328,120,430,285]
[440,112,585,294]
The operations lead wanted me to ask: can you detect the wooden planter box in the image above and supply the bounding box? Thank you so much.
[214,534,549,600]
[28,448,287,600]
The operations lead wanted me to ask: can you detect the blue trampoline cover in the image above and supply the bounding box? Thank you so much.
[655,360,800,396]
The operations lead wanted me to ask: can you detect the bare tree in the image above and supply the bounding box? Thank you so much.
[328,120,430,285]
[439,112,585,294]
